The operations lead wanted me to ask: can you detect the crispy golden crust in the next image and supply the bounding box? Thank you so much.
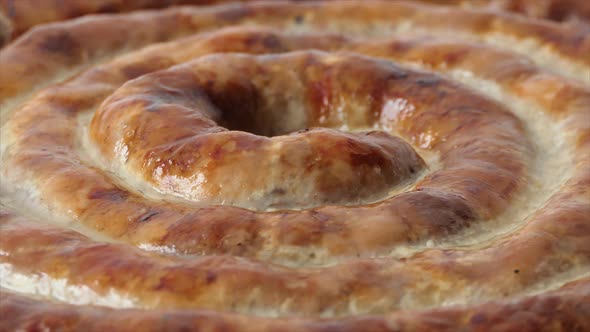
[0,1,589,331]
[90,54,429,210]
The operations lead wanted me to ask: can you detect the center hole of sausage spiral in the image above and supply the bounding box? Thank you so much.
[90,51,430,210]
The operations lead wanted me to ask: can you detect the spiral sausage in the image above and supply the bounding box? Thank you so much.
[0,1,589,331]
